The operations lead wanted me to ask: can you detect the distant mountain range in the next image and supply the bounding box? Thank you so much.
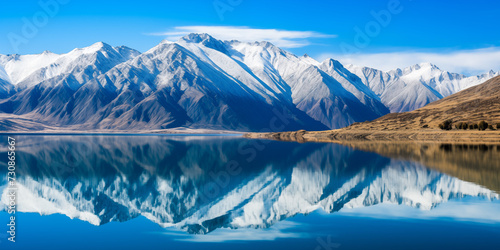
[347,63,499,113]
[0,33,498,131]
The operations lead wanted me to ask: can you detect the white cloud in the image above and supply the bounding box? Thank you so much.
[318,47,500,75]
[148,26,335,48]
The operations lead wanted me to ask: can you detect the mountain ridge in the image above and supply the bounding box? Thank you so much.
[0,34,498,132]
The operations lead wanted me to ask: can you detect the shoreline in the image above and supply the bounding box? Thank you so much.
[2,128,500,143]
[244,129,500,144]
[0,129,243,136]
[0,132,243,136]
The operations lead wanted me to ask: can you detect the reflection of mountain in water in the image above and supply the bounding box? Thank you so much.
[0,136,497,234]
[340,142,500,192]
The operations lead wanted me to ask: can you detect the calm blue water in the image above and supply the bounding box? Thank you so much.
[0,135,499,249]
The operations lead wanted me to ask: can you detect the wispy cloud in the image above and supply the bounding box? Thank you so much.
[148,26,335,48]
[318,47,500,75]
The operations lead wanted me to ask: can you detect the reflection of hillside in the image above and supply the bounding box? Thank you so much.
[340,142,500,192]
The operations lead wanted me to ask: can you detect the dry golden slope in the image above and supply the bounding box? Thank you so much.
[352,75,500,130]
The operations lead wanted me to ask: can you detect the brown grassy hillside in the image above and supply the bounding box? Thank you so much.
[348,75,500,130]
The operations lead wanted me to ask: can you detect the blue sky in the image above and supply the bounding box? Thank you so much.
[1,0,500,74]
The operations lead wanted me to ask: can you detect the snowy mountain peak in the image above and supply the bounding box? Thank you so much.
[406,62,441,72]
[248,40,281,52]
[80,41,114,53]
[418,62,437,68]
[65,42,115,57]
[91,41,107,47]
[114,45,141,58]
[324,58,346,70]
[180,33,215,42]
[300,54,320,65]
[179,33,228,53]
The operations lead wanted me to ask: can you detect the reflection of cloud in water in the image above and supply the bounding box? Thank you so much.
[159,221,309,242]
[339,199,500,224]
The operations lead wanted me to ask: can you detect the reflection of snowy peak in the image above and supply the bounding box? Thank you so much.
[341,161,495,210]
[188,161,496,233]
[0,137,496,233]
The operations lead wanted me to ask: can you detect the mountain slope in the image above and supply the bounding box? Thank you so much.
[92,38,327,131]
[172,34,388,128]
[218,39,389,128]
[0,65,14,98]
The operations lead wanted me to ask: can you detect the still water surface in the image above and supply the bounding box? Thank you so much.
[0,135,499,249]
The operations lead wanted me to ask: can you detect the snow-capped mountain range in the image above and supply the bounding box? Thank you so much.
[0,33,498,130]
[346,63,499,112]
[0,136,497,233]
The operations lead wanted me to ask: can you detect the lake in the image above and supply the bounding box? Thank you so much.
[0,135,499,250]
